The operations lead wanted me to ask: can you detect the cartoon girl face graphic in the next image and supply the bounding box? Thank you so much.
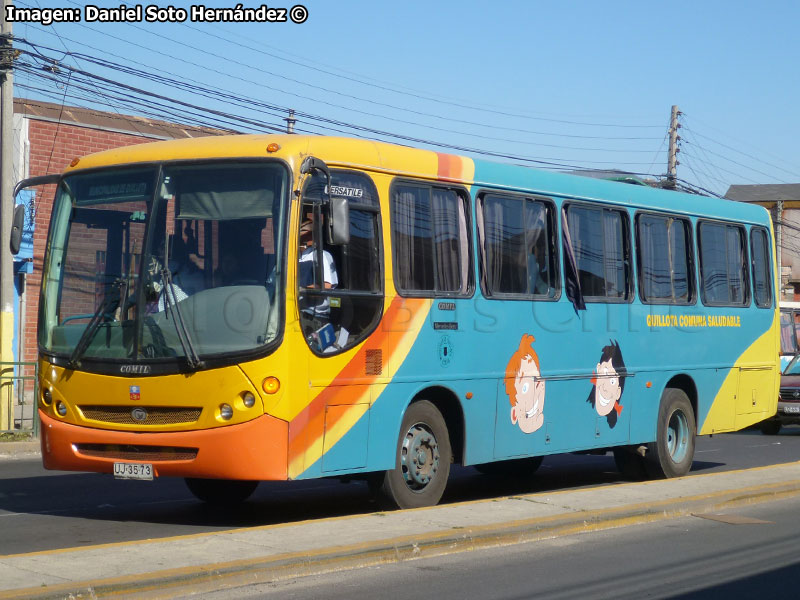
[588,340,627,428]
[506,334,545,434]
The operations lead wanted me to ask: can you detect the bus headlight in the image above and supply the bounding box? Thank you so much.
[243,392,255,408]
[56,401,67,416]
[42,388,52,406]
[219,403,234,420]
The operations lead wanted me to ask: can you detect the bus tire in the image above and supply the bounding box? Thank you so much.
[379,400,452,509]
[645,388,696,479]
[474,456,543,477]
[612,447,647,480]
[185,478,259,505]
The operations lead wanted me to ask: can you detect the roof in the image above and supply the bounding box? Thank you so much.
[14,98,226,141]
[65,133,772,228]
[725,184,800,203]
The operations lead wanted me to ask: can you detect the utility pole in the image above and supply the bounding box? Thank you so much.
[0,0,13,430]
[284,109,296,134]
[666,105,681,189]
[776,200,784,300]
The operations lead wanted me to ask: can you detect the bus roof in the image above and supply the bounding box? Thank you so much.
[66,134,771,227]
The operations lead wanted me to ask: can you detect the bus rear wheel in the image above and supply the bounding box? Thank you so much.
[645,388,696,479]
[379,400,452,509]
[185,478,259,505]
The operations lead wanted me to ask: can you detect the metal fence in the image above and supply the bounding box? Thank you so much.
[0,361,39,436]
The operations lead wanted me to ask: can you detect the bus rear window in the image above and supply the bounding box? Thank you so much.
[750,227,772,308]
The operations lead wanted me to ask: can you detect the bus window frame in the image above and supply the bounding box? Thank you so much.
[298,168,385,357]
[562,199,634,304]
[749,225,774,309]
[388,178,475,299]
[633,210,697,306]
[38,158,293,375]
[475,189,561,302]
[697,218,751,308]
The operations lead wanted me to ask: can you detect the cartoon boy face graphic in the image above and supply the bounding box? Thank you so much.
[595,357,622,416]
[506,334,545,434]
[588,340,627,428]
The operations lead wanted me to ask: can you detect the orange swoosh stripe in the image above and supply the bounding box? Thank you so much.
[436,152,464,182]
[287,296,428,472]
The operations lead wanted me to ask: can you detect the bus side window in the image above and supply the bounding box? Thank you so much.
[636,213,694,304]
[299,171,383,354]
[698,221,749,306]
[478,193,558,299]
[391,182,473,297]
[564,203,631,301]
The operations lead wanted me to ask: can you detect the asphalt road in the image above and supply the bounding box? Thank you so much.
[202,492,800,600]
[1,427,799,556]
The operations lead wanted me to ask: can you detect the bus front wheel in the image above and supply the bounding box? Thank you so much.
[379,400,452,509]
[645,388,696,479]
[185,478,259,505]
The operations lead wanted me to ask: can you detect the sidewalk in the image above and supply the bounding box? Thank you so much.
[2,461,800,600]
[0,439,39,457]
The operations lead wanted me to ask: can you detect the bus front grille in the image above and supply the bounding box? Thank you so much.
[78,406,202,425]
[75,444,198,462]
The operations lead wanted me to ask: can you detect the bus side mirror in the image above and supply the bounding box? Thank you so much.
[300,156,330,180]
[328,196,350,245]
[10,204,25,255]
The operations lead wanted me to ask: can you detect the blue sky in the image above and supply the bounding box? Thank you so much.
[10,0,800,195]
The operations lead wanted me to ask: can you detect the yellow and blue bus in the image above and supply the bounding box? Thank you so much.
[20,135,779,508]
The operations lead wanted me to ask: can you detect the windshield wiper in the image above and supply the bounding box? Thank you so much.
[160,267,204,370]
[68,278,124,369]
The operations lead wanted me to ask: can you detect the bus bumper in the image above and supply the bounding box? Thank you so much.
[39,410,289,480]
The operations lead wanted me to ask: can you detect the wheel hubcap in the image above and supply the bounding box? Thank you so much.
[667,410,689,463]
[400,423,440,491]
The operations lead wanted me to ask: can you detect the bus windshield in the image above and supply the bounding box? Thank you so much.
[40,161,288,369]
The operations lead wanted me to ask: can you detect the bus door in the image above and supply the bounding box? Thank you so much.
[298,167,385,473]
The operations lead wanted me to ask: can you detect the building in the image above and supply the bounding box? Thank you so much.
[725,184,800,301]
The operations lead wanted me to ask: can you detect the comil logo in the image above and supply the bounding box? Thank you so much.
[121,365,151,374]
[131,407,148,422]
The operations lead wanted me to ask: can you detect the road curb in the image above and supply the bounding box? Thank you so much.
[4,477,800,600]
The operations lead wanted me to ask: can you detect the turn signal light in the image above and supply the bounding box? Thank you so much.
[262,376,280,394]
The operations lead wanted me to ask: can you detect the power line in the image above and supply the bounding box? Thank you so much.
[683,113,800,177]
[15,40,667,170]
[178,20,666,130]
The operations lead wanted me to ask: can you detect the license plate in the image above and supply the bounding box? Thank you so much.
[784,406,800,414]
[113,462,154,480]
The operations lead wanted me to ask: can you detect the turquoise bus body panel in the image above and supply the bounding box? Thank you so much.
[296,156,777,479]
